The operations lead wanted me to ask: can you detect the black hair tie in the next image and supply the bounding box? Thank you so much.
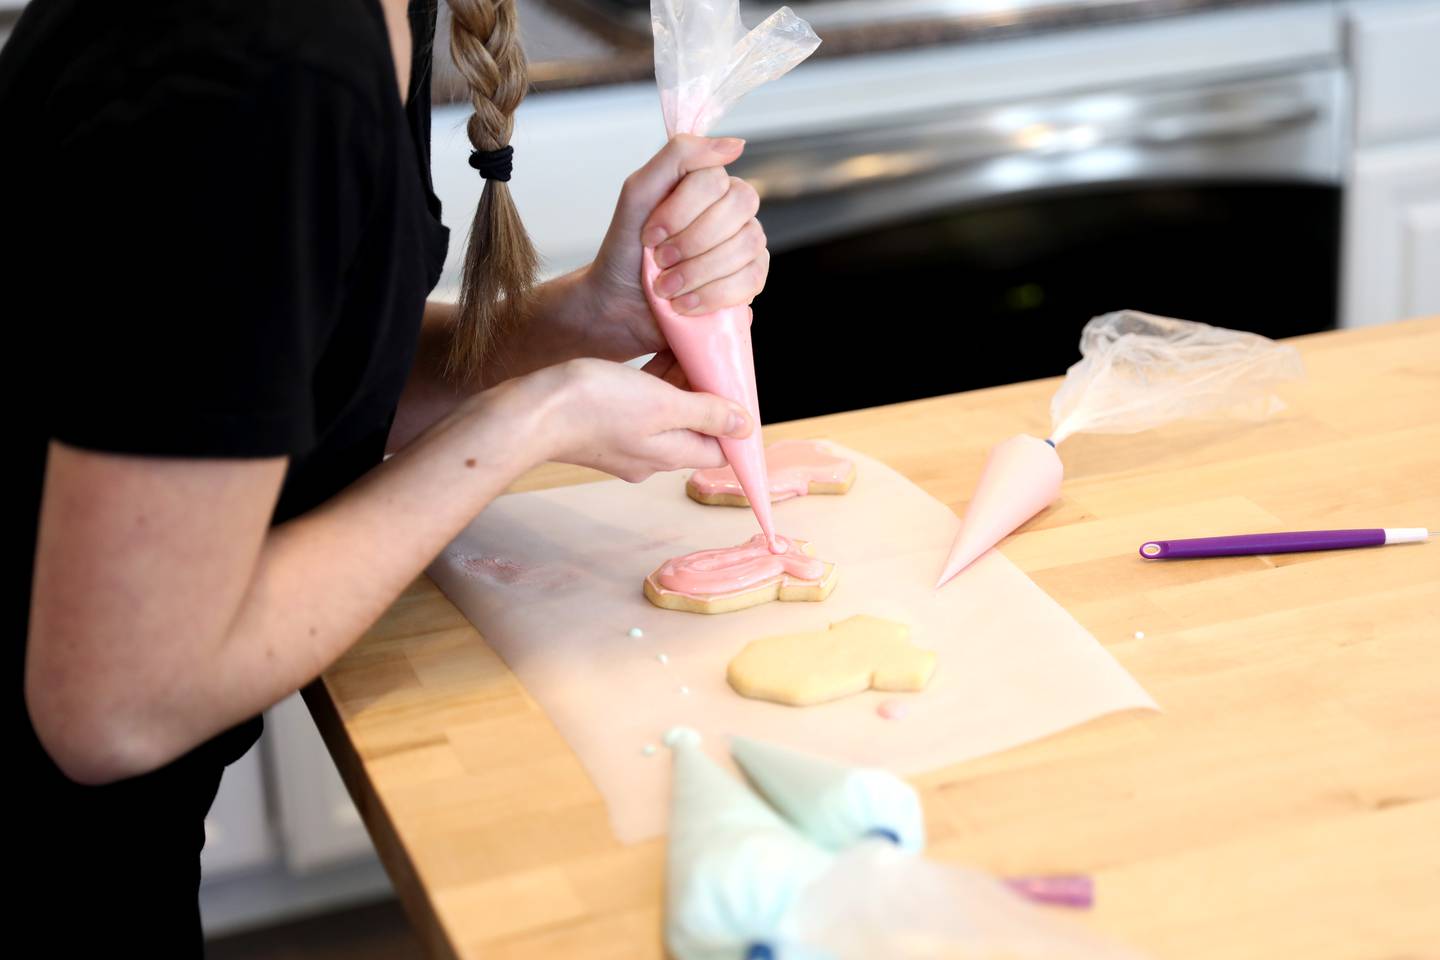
[468,145,514,182]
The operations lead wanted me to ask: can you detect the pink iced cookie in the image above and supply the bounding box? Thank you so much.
[687,440,856,507]
[643,534,838,615]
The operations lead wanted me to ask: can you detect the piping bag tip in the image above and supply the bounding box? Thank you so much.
[934,550,980,590]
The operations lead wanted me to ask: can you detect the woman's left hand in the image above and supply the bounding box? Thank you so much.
[419,136,770,408]
[583,134,771,359]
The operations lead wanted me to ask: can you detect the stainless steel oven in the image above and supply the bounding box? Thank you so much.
[735,65,1344,421]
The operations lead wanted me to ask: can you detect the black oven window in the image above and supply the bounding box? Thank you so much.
[752,181,1339,423]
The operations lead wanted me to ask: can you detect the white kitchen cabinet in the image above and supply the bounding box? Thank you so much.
[200,745,276,879]
[200,700,392,937]
[1407,201,1440,310]
[1347,0,1440,148]
[1342,0,1440,327]
[1343,140,1440,326]
[265,692,376,874]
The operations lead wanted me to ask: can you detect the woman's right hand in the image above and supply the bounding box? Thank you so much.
[504,356,753,483]
[28,351,749,787]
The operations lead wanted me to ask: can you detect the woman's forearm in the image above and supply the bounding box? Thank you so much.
[194,381,563,767]
[30,377,559,784]
[389,268,628,452]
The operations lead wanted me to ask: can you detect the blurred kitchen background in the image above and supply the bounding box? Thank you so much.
[4,0,1436,954]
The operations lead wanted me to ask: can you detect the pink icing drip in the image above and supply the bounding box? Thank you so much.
[876,699,910,720]
[690,440,853,502]
[642,246,779,552]
[655,534,825,596]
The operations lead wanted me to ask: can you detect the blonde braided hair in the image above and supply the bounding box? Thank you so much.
[445,0,537,378]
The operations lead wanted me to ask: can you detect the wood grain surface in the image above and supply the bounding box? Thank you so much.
[309,316,1440,959]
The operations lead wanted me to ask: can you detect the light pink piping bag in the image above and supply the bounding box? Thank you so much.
[935,434,1062,588]
[936,310,1304,588]
[642,256,777,548]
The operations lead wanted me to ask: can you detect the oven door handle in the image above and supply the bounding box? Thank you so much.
[1134,99,1320,145]
[744,95,1324,201]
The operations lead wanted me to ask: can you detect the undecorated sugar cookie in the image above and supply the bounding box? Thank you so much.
[727,615,935,706]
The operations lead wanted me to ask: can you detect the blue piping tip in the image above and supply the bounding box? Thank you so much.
[865,827,901,845]
[746,942,775,960]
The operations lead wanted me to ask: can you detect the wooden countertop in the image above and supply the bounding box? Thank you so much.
[310,317,1440,959]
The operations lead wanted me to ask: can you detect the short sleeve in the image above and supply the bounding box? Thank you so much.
[45,58,383,459]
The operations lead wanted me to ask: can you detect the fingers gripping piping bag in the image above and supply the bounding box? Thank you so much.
[642,0,820,550]
[936,310,1305,587]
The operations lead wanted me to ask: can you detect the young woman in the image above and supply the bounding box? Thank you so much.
[5,0,770,949]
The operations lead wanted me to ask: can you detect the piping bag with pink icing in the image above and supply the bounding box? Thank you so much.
[644,268,778,545]
[643,0,820,551]
[936,311,1304,587]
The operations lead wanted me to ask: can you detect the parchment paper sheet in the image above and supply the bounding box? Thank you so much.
[428,445,1157,843]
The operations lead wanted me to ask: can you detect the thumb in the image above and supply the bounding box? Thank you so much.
[618,135,746,233]
[675,389,753,440]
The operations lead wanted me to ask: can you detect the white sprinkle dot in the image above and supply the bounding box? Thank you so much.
[679,685,691,695]
[657,653,670,665]
[641,744,657,757]
[628,627,644,638]
[1134,631,1146,640]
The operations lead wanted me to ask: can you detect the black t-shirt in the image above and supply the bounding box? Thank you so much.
[3,0,449,949]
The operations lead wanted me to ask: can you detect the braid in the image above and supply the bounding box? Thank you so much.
[445,0,538,379]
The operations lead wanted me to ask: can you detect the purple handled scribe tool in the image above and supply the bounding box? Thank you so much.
[1005,874,1094,908]
[1139,527,1432,560]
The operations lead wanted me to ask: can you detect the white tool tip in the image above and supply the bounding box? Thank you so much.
[664,726,701,749]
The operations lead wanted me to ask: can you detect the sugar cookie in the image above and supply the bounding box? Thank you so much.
[643,534,838,615]
[727,615,935,706]
[687,440,856,507]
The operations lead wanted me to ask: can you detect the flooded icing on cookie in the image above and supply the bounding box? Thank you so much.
[690,440,853,502]
[655,534,826,597]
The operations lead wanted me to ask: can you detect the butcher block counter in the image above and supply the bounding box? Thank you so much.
[307,316,1440,959]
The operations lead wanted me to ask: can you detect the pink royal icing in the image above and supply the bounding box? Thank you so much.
[690,440,853,502]
[655,534,826,597]
[642,246,780,551]
[876,699,910,720]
